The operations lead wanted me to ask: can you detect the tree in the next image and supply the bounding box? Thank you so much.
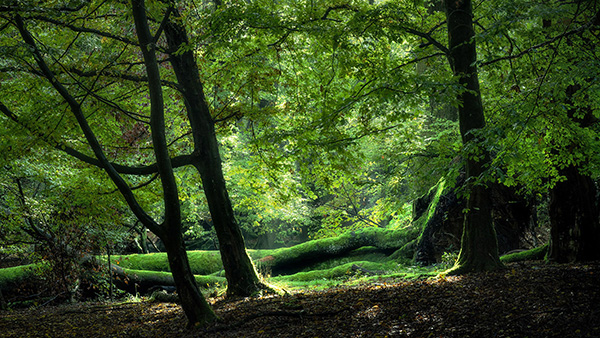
[443,0,503,274]
[543,10,600,263]
[1,0,273,298]
[476,2,600,263]
[161,5,267,296]
[0,0,248,326]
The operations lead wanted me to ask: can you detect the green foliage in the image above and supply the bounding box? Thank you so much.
[439,251,459,270]
[1,0,598,299]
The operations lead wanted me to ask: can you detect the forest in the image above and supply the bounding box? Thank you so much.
[0,0,599,337]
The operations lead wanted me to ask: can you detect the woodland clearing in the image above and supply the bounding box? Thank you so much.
[0,261,598,338]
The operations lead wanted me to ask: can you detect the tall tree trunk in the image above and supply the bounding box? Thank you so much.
[548,83,600,262]
[131,0,216,325]
[549,166,600,262]
[162,231,216,325]
[164,7,264,297]
[10,2,218,327]
[444,0,503,274]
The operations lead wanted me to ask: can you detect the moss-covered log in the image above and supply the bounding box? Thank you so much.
[109,265,225,295]
[256,228,418,275]
[111,251,223,275]
[500,244,549,263]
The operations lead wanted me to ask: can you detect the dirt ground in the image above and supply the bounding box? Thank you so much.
[1,261,599,337]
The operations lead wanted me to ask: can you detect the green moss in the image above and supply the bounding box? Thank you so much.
[0,264,38,288]
[413,178,446,229]
[260,227,415,270]
[111,253,170,271]
[267,262,436,291]
[500,244,549,263]
[389,239,417,262]
[120,268,226,288]
[299,247,389,272]
[270,261,398,282]
[111,250,223,275]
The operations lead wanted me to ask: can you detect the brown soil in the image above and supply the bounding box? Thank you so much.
[1,261,598,337]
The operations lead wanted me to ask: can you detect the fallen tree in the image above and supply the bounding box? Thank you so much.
[109,265,224,295]
[1,228,421,301]
[256,227,420,275]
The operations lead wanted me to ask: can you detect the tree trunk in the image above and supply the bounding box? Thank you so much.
[10,3,218,327]
[549,166,600,262]
[162,236,216,326]
[131,0,217,326]
[444,0,503,274]
[200,166,263,296]
[548,83,600,262]
[258,228,414,275]
[164,8,264,297]
[0,289,7,311]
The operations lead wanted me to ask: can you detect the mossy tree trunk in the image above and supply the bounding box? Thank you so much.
[163,8,264,297]
[258,228,414,275]
[443,0,504,274]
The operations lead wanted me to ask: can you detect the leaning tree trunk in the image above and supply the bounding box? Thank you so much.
[131,0,217,326]
[444,0,504,274]
[164,9,264,297]
[162,232,216,324]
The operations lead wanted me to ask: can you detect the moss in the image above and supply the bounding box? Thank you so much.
[111,251,223,275]
[0,264,38,289]
[500,243,549,263]
[389,239,417,261]
[108,228,420,279]
[260,227,415,272]
[298,247,389,272]
[270,261,399,282]
[119,268,226,289]
[412,178,447,230]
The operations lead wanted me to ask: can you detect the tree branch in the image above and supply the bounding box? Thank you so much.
[481,12,600,67]
[27,14,138,46]
[13,14,161,235]
[0,100,193,175]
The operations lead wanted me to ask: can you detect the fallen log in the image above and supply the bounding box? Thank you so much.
[256,228,420,275]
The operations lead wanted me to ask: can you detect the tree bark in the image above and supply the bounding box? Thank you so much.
[163,7,264,297]
[162,235,216,324]
[548,83,600,263]
[549,166,600,262]
[130,0,217,325]
[443,0,503,274]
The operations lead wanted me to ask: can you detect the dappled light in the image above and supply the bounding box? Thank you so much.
[1,261,598,337]
[1,0,599,335]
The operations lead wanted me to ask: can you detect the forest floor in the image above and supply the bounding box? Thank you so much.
[0,261,598,338]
